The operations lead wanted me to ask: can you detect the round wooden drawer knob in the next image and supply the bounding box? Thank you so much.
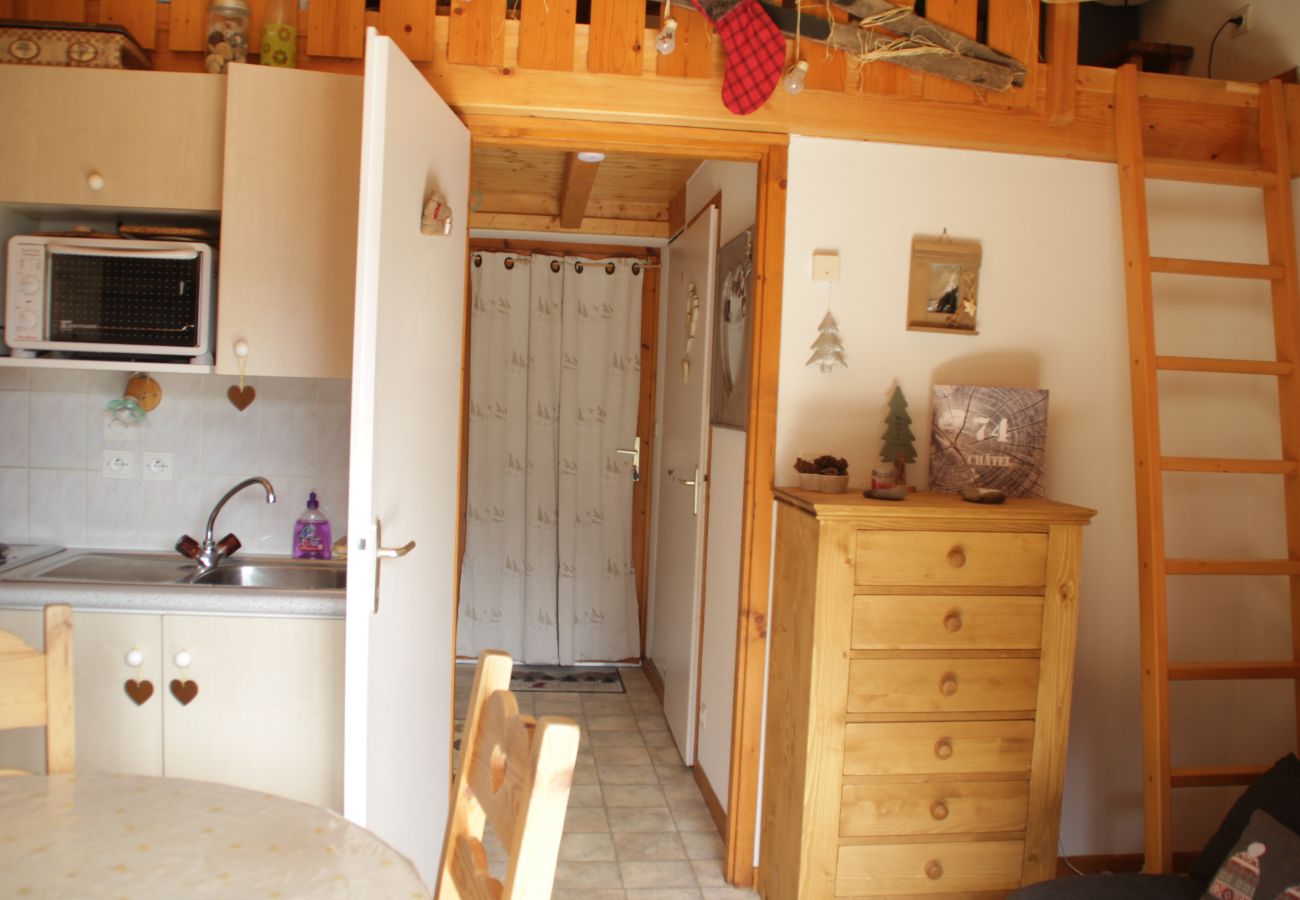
[930,800,950,820]
[940,673,959,696]
[87,171,105,191]
[946,547,966,568]
[926,860,944,881]
[943,612,963,632]
[933,739,953,760]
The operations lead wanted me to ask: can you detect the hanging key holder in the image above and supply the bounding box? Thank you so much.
[227,340,256,411]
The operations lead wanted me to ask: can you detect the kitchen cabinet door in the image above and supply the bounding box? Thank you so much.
[74,611,164,777]
[0,67,225,212]
[215,65,363,380]
[0,609,47,773]
[161,614,345,811]
[343,29,469,883]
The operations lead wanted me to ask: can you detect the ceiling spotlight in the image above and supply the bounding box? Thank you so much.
[576,151,606,164]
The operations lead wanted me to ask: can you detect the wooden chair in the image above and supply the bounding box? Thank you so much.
[436,650,580,900]
[0,604,74,775]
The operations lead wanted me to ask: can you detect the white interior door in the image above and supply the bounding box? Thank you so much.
[344,28,469,886]
[648,206,718,764]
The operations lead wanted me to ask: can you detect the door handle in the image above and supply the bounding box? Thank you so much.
[615,436,641,482]
[372,518,415,613]
[667,466,702,515]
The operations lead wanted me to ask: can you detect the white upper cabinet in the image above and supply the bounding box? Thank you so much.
[0,67,225,212]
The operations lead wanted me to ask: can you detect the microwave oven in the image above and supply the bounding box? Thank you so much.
[5,235,215,362]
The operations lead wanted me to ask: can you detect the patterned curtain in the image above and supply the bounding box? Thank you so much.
[457,253,642,664]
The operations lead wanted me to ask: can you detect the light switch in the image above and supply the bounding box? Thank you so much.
[812,251,840,283]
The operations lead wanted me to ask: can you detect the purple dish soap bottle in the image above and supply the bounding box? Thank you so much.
[292,492,331,559]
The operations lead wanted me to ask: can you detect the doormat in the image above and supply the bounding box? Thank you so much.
[511,666,625,693]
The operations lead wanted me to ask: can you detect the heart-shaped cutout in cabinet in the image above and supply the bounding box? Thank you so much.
[123,679,154,706]
[169,679,199,706]
[227,385,256,411]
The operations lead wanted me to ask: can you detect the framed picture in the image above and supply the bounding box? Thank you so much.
[928,385,1048,498]
[710,227,754,430]
[906,235,981,335]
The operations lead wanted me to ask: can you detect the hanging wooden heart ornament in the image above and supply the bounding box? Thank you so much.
[170,678,199,706]
[123,679,154,706]
[228,339,255,411]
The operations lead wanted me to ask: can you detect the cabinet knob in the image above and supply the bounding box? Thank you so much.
[173,650,192,669]
[933,739,953,760]
[87,171,104,191]
[945,546,966,568]
[943,611,963,632]
[939,673,959,696]
[125,648,144,668]
[930,800,950,821]
[925,860,944,881]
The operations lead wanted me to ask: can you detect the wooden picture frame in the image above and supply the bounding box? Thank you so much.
[710,227,755,430]
[906,235,981,335]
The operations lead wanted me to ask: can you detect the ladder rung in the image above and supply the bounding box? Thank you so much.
[1171,764,1271,788]
[1156,356,1293,376]
[1166,558,1300,575]
[1162,456,1298,475]
[1150,257,1284,280]
[1144,159,1277,187]
[1169,661,1300,680]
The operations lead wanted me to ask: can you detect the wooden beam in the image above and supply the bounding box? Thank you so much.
[558,151,601,228]
[470,212,669,239]
[1045,2,1080,125]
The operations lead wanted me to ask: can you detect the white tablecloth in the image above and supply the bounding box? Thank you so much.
[0,774,430,898]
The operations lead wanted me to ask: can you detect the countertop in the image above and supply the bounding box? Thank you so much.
[0,549,345,619]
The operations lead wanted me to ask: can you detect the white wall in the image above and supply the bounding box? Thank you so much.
[0,368,349,555]
[774,133,1299,855]
[1141,0,1299,81]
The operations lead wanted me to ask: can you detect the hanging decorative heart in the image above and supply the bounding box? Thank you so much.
[123,679,154,706]
[169,678,199,706]
[227,385,256,411]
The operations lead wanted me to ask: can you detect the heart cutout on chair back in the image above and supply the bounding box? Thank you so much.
[123,679,154,706]
[170,679,199,706]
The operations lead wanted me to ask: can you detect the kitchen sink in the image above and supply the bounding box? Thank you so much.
[1,550,345,591]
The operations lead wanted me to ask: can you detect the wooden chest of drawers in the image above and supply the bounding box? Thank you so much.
[760,489,1094,900]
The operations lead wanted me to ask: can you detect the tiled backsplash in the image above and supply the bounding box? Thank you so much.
[0,367,350,555]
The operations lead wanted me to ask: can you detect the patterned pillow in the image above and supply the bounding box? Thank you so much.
[1204,810,1300,900]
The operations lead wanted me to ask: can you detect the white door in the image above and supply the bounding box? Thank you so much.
[648,206,718,764]
[344,28,470,885]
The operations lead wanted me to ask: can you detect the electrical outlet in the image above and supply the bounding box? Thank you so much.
[102,410,137,441]
[101,449,136,479]
[141,452,174,482]
[1232,4,1251,36]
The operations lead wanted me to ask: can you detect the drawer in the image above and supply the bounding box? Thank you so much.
[840,780,1030,837]
[852,595,1044,650]
[855,531,1048,588]
[844,721,1034,776]
[848,658,1040,714]
[836,839,1025,896]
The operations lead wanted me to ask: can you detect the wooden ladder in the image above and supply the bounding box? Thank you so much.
[1114,64,1300,873]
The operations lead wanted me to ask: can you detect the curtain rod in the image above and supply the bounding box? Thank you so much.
[472,253,661,271]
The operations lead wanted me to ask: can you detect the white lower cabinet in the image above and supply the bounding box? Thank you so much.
[0,609,344,811]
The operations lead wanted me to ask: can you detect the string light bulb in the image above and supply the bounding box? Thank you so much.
[783,59,809,94]
[655,16,678,55]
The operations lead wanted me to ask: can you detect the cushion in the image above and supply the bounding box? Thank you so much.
[1010,874,1202,900]
[1191,755,1300,885]
[1201,810,1300,899]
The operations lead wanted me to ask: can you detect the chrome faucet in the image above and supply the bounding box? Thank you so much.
[176,476,277,573]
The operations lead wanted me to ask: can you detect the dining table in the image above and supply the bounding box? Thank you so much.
[0,773,431,898]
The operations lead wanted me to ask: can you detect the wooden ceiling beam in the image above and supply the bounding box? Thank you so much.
[471,212,670,239]
[558,151,601,228]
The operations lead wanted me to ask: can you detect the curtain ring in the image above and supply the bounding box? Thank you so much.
[632,263,641,275]
[473,253,482,267]
[550,259,561,273]
[575,261,584,273]
[504,257,515,270]
[605,262,616,275]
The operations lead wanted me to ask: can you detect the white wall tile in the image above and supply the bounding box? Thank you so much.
[0,467,29,542]
[28,469,84,545]
[201,378,260,475]
[141,475,206,551]
[0,368,29,390]
[28,370,86,392]
[85,476,142,548]
[0,391,29,467]
[29,392,86,469]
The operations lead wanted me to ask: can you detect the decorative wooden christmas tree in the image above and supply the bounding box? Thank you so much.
[806,311,847,373]
[881,386,917,486]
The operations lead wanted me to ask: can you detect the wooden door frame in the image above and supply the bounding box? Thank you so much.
[466,117,786,887]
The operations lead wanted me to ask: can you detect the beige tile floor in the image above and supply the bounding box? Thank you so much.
[455,664,761,900]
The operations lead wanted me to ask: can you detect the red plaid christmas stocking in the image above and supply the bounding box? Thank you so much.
[689,0,786,115]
